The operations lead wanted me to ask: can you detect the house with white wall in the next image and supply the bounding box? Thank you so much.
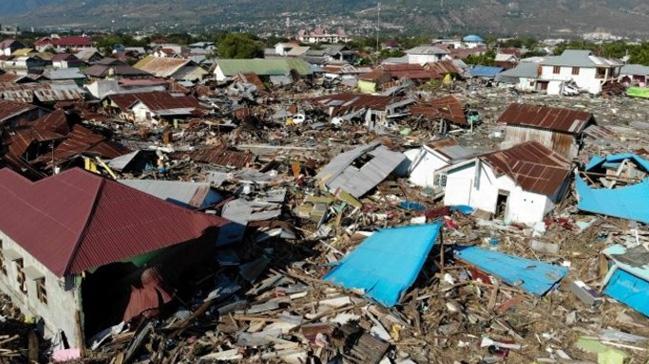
[442,141,572,225]
[403,138,483,192]
[0,168,228,351]
[405,46,451,65]
[537,50,622,95]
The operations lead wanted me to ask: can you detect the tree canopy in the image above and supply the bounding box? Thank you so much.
[216,33,263,59]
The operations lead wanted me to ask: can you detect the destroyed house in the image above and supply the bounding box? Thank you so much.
[410,95,468,130]
[499,103,594,159]
[310,93,414,130]
[103,91,202,124]
[83,58,152,79]
[133,56,208,82]
[0,168,229,348]
[0,81,85,106]
[442,141,572,225]
[4,110,68,163]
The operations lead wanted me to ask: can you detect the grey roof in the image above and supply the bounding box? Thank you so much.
[119,179,222,209]
[495,62,539,82]
[405,46,449,56]
[221,199,282,224]
[542,49,621,68]
[621,64,649,76]
[108,150,141,171]
[316,141,406,198]
[434,145,484,163]
[42,68,86,80]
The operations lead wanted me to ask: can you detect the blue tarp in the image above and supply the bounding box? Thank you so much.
[324,223,442,307]
[469,65,504,79]
[602,245,649,317]
[455,246,568,296]
[604,268,649,317]
[576,153,649,224]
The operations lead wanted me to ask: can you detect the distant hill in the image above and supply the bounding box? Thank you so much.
[1,0,649,36]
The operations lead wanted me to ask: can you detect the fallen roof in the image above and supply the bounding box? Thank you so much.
[0,81,85,103]
[498,103,593,134]
[455,246,568,296]
[602,244,649,317]
[216,58,312,77]
[481,141,571,196]
[316,141,406,198]
[576,153,649,224]
[119,179,221,209]
[107,91,199,112]
[0,168,228,276]
[410,95,467,126]
[310,93,400,116]
[325,223,443,307]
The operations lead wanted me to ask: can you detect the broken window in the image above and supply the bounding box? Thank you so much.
[36,278,47,304]
[596,68,607,79]
[0,240,5,275]
[553,66,561,74]
[352,154,374,169]
[572,67,580,75]
[15,259,26,294]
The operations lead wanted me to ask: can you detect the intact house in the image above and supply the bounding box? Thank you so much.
[51,53,85,69]
[536,50,622,95]
[403,138,484,195]
[0,168,230,349]
[133,56,208,82]
[405,46,451,65]
[441,141,572,225]
[102,91,203,125]
[0,39,25,57]
[213,58,313,83]
[83,58,152,80]
[34,35,93,52]
[498,103,594,159]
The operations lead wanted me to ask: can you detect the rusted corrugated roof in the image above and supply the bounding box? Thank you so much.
[0,81,84,103]
[410,95,467,126]
[188,146,254,168]
[0,99,36,123]
[0,168,228,276]
[482,141,571,196]
[107,91,199,112]
[498,103,593,134]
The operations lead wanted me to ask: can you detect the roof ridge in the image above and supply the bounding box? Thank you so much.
[61,172,105,275]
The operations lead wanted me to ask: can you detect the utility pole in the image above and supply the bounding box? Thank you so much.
[376,2,381,54]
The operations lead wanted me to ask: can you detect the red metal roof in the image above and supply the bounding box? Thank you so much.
[482,141,572,196]
[107,91,199,112]
[498,103,593,134]
[35,36,92,48]
[0,168,229,276]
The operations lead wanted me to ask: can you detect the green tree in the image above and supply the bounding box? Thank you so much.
[217,33,263,59]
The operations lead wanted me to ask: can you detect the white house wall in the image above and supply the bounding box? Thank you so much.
[0,231,83,348]
[407,148,450,188]
[443,160,554,225]
[539,66,602,95]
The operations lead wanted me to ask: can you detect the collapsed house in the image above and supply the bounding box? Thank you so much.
[575,153,649,224]
[499,103,594,159]
[601,245,649,317]
[442,141,572,225]
[310,93,415,130]
[410,95,476,132]
[102,91,203,124]
[316,141,406,198]
[0,168,229,348]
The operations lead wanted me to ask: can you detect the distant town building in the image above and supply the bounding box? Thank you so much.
[297,26,351,44]
[34,35,93,52]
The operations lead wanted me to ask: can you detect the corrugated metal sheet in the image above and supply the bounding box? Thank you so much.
[0,81,85,103]
[0,168,229,276]
[411,95,467,126]
[188,146,254,168]
[482,141,571,197]
[119,179,222,209]
[498,103,593,134]
[317,142,406,198]
[0,99,36,122]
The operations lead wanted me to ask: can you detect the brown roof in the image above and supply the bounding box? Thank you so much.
[108,91,199,112]
[0,99,37,123]
[188,146,254,168]
[481,141,571,196]
[410,95,467,126]
[498,103,593,134]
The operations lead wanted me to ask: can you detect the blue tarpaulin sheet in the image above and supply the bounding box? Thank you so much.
[455,246,568,296]
[576,153,649,224]
[603,268,649,317]
[324,223,442,307]
[602,245,649,317]
[469,65,504,78]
